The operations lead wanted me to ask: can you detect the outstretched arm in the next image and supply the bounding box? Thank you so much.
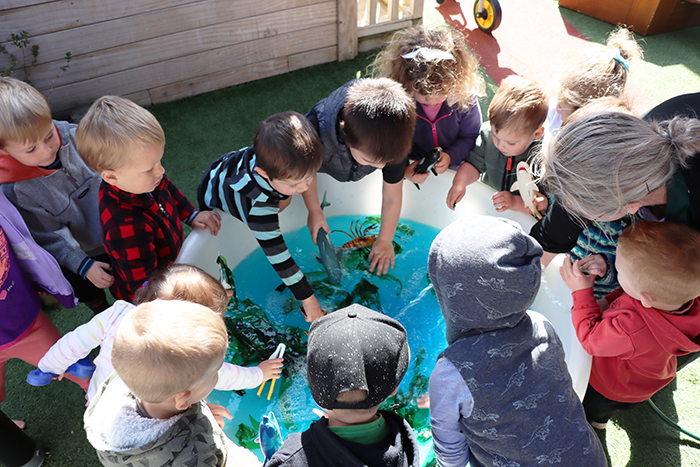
[300,174,329,245]
[368,180,402,275]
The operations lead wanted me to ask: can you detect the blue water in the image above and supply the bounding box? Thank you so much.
[208,216,445,464]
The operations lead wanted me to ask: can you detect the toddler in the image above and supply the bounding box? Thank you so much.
[561,221,700,430]
[546,26,642,136]
[84,299,261,466]
[38,263,283,402]
[76,96,220,301]
[446,75,548,218]
[0,77,112,312]
[372,26,484,185]
[302,77,416,276]
[268,304,419,467]
[428,215,606,467]
[198,111,324,321]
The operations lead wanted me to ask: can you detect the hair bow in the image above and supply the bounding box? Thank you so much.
[612,47,630,71]
[402,47,454,61]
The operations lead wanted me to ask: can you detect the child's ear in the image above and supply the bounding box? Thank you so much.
[101,169,118,185]
[173,391,192,411]
[0,148,8,157]
[639,291,656,309]
[534,126,545,140]
[253,166,270,180]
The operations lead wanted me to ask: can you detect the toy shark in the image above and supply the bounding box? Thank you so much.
[510,161,542,219]
[256,411,282,466]
[317,228,343,284]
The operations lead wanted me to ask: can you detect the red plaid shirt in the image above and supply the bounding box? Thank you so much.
[99,176,196,301]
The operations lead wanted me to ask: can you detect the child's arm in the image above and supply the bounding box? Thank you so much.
[215,358,283,391]
[577,254,608,278]
[446,162,480,210]
[190,210,221,236]
[490,191,549,215]
[165,176,220,235]
[443,101,482,170]
[300,174,329,245]
[368,180,402,275]
[429,357,473,467]
[85,261,114,289]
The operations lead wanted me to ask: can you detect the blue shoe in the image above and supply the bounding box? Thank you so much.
[26,356,95,386]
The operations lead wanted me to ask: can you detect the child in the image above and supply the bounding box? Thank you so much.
[302,78,416,276]
[84,300,262,466]
[546,26,642,136]
[446,75,548,217]
[0,192,89,427]
[76,96,221,301]
[560,221,700,430]
[198,111,324,321]
[372,26,484,185]
[267,304,419,467]
[0,77,112,313]
[428,215,606,467]
[37,263,283,402]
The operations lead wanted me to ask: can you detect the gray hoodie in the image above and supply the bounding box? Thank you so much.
[427,216,607,467]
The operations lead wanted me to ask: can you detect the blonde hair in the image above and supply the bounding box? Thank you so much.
[112,300,228,403]
[537,112,700,221]
[556,27,642,114]
[134,264,229,317]
[371,26,484,110]
[76,95,165,172]
[563,96,632,126]
[489,75,548,134]
[0,77,52,148]
[618,221,700,305]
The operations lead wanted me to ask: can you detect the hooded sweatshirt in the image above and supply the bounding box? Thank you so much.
[84,373,261,467]
[427,216,606,467]
[573,288,700,403]
[266,410,420,467]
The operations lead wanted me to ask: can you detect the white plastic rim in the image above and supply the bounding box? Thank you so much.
[176,170,591,400]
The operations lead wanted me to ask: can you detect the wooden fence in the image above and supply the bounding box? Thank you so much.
[0,0,423,115]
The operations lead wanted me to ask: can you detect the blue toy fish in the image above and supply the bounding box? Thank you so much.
[256,411,282,466]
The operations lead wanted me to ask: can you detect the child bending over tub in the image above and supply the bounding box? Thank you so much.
[561,221,700,430]
[427,215,606,467]
[446,75,549,218]
[371,25,484,186]
[37,263,283,403]
[198,111,325,321]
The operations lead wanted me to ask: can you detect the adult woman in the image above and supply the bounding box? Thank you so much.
[531,92,700,263]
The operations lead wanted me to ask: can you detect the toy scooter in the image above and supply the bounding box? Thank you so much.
[436,0,502,33]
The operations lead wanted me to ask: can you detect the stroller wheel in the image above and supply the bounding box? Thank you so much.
[474,0,502,33]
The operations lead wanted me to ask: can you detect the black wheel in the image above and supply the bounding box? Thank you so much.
[473,0,502,33]
[436,0,445,4]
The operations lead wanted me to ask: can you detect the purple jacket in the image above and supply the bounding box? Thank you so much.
[411,100,482,170]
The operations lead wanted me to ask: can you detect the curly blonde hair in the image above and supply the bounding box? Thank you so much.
[371,26,484,110]
[556,27,643,114]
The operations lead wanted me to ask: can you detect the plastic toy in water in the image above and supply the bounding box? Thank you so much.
[436,0,502,33]
[510,161,543,220]
[335,219,378,250]
[26,356,95,386]
[217,254,238,306]
[316,228,343,284]
[256,411,282,466]
[412,147,442,190]
[257,343,286,401]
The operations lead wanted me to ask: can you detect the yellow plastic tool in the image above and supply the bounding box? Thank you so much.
[257,343,286,401]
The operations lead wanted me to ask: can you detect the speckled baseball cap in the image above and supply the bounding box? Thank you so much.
[306,304,410,410]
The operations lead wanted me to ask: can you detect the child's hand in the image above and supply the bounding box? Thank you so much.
[368,238,395,276]
[404,161,430,185]
[301,295,325,322]
[560,256,596,292]
[312,408,328,419]
[307,210,329,245]
[417,394,430,409]
[192,211,221,236]
[533,192,549,213]
[258,358,284,382]
[446,183,466,211]
[206,403,232,429]
[86,261,114,288]
[578,254,607,278]
[433,152,451,174]
[491,191,516,213]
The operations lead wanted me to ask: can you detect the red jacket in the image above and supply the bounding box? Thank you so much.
[99,176,196,301]
[572,288,700,402]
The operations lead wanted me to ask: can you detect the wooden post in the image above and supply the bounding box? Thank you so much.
[337,0,358,61]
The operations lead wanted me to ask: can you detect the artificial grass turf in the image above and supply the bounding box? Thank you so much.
[3,8,700,467]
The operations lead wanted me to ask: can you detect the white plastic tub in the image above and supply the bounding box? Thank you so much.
[177,171,591,399]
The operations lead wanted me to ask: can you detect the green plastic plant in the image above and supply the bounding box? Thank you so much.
[0,30,72,100]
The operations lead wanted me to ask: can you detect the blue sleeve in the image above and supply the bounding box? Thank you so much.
[429,357,474,467]
[445,101,483,169]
